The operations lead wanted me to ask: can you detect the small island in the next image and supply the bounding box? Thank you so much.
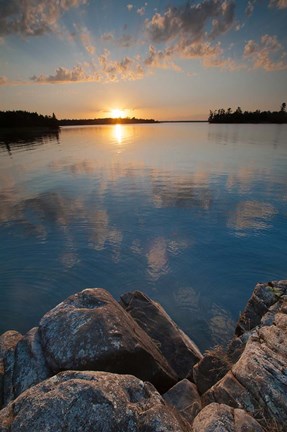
[208,103,287,124]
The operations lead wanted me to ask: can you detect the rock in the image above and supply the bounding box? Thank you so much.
[236,280,287,336]
[192,402,264,432]
[120,290,202,379]
[163,378,201,425]
[5,327,51,404]
[0,331,22,409]
[203,296,287,430]
[0,370,188,432]
[0,331,23,359]
[192,348,230,395]
[39,288,177,393]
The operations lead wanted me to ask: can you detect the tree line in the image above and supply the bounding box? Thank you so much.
[0,110,59,128]
[59,117,158,126]
[208,103,287,124]
[0,111,157,127]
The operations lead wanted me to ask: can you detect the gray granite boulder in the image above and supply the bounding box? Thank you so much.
[0,370,189,432]
[192,402,264,432]
[203,294,287,430]
[39,288,177,393]
[163,378,201,425]
[120,290,202,380]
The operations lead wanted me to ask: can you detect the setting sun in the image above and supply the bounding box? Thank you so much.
[111,109,126,119]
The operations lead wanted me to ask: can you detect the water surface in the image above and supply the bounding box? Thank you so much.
[0,123,286,350]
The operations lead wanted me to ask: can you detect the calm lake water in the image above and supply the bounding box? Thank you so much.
[0,123,286,350]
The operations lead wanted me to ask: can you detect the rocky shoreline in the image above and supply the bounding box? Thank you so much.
[0,280,286,431]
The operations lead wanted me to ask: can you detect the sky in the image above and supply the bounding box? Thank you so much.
[0,0,287,120]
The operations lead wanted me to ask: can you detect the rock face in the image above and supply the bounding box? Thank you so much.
[203,281,287,430]
[120,291,202,380]
[192,403,264,432]
[0,371,188,432]
[39,288,177,393]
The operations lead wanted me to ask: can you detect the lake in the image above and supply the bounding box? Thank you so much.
[0,123,286,351]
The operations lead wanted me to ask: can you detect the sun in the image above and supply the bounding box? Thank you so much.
[111,108,126,119]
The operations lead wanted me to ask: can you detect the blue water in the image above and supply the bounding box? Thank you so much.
[0,123,286,350]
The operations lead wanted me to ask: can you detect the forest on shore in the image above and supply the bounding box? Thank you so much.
[209,103,287,124]
[0,110,157,128]
[0,111,59,128]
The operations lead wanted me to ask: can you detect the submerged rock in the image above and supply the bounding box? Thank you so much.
[39,288,177,393]
[120,290,202,380]
[0,371,188,432]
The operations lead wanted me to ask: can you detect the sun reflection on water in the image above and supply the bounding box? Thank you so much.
[114,124,123,144]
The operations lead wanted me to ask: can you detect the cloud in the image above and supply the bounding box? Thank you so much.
[144,45,181,71]
[143,0,239,72]
[245,0,257,16]
[31,65,91,83]
[0,76,8,85]
[269,0,287,8]
[144,39,240,72]
[145,0,235,44]
[0,0,87,37]
[127,4,134,11]
[30,51,145,84]
[137,7,145,16]
[244,34,287,71]
[98,49,144,81]
[101,32,114,42]
[73,25,96,55]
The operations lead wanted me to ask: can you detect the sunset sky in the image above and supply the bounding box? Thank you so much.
[1,0,287,120]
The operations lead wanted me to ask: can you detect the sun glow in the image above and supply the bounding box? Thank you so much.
[111,108,125,118]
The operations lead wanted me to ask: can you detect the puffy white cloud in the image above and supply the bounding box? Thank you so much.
[0,0,87,37]
[127,4,134,11]
[31,65,91,83]
[244,34,287,71]
[269,0,287,8]
[30,51,145,84]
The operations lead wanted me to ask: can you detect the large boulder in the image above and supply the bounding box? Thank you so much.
[163,378,201,425]
[120,291,202,379]
[192,402,264,432]
[39,288,177,393]
[203,294,287,430]
[0,371,189,432]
